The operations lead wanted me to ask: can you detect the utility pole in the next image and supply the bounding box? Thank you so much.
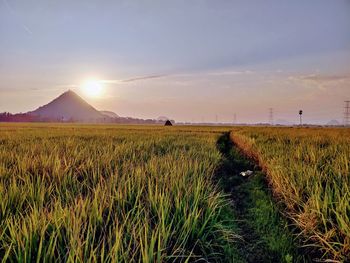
[233,113,237,125]
[344,101,350,126]
[268,108,274,125]
[299,110,303,126]
[215,114,218,123]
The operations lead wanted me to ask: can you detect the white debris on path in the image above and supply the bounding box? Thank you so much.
[240,170,253,177]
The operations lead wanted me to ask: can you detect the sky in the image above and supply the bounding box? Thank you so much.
[0,0,349,124]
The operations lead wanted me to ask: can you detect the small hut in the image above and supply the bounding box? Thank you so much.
[164,120,173,126]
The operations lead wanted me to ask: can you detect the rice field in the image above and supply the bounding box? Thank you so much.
[1,123,349,262]
[0,124,235,262]
[230,127,350,261]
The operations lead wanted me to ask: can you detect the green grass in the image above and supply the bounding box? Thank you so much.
[216,133,305,263]
[2,123,346,262]
[0,124,237,262]
[230,127,350,262]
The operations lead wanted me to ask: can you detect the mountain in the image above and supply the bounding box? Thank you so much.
[100,110,119,118]
[326,119,340,126]
[29,90,106,121]
[275,119,293,126]
[1,90,173,124]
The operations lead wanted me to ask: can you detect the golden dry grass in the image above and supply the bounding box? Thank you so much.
[231,127,350,261]
[0,123,236,262]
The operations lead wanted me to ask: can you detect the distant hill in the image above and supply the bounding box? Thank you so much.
[1,90,175,124]
[100,110,119,118]
[275,119,293,126]
[326,119,340,126]
[29,90,106,121]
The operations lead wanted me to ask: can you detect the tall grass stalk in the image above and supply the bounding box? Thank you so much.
[0,124,235,262]
[231,127,350,262]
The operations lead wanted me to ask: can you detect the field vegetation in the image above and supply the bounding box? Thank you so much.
[230,127,350,262]
[0,124,237,262]
[1,124,348,262]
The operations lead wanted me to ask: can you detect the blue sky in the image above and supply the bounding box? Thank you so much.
[1,0,349,123]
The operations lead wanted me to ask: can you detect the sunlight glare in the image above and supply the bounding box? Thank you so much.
[81,80,103,98]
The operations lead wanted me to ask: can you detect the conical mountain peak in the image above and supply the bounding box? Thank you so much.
[29,90,105,121]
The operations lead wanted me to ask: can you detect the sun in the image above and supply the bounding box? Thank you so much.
[81,79,103,98]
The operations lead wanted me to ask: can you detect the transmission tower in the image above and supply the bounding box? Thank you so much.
[344,101,350,126]
[268,108,274,125]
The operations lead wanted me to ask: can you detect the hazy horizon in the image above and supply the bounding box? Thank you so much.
[1,0,350,124]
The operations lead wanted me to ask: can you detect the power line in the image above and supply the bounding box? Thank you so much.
[344,101,350,126]
[268,108,274,125]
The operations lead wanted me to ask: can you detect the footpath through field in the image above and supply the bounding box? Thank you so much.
[216,132,309,263]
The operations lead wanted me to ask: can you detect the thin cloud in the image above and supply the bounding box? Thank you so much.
[287,73,350,93]
[3,0,33,35]
[100,74,168,84]
[100,80,122,84]
[301,74,350,82]
[122,74,168,82]
[50,69,256,90]
[163,69,254,78]
[288,73,350,83]
[100,70,254,85]
[205,70,254,76]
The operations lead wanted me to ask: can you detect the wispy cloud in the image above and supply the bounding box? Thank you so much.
[3,0,33,35]
[288,73,350,84]
[299,74,350,82]
[45,69,255,91]
[100,80,122,84]
[100,74,168,84]
[98,70,253,85]
[122,74,168,82]
[161,69,254,78]
[205,70,254,76]
[287,73,350,92]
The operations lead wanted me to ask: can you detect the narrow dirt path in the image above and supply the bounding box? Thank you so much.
[215,132,309,263]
